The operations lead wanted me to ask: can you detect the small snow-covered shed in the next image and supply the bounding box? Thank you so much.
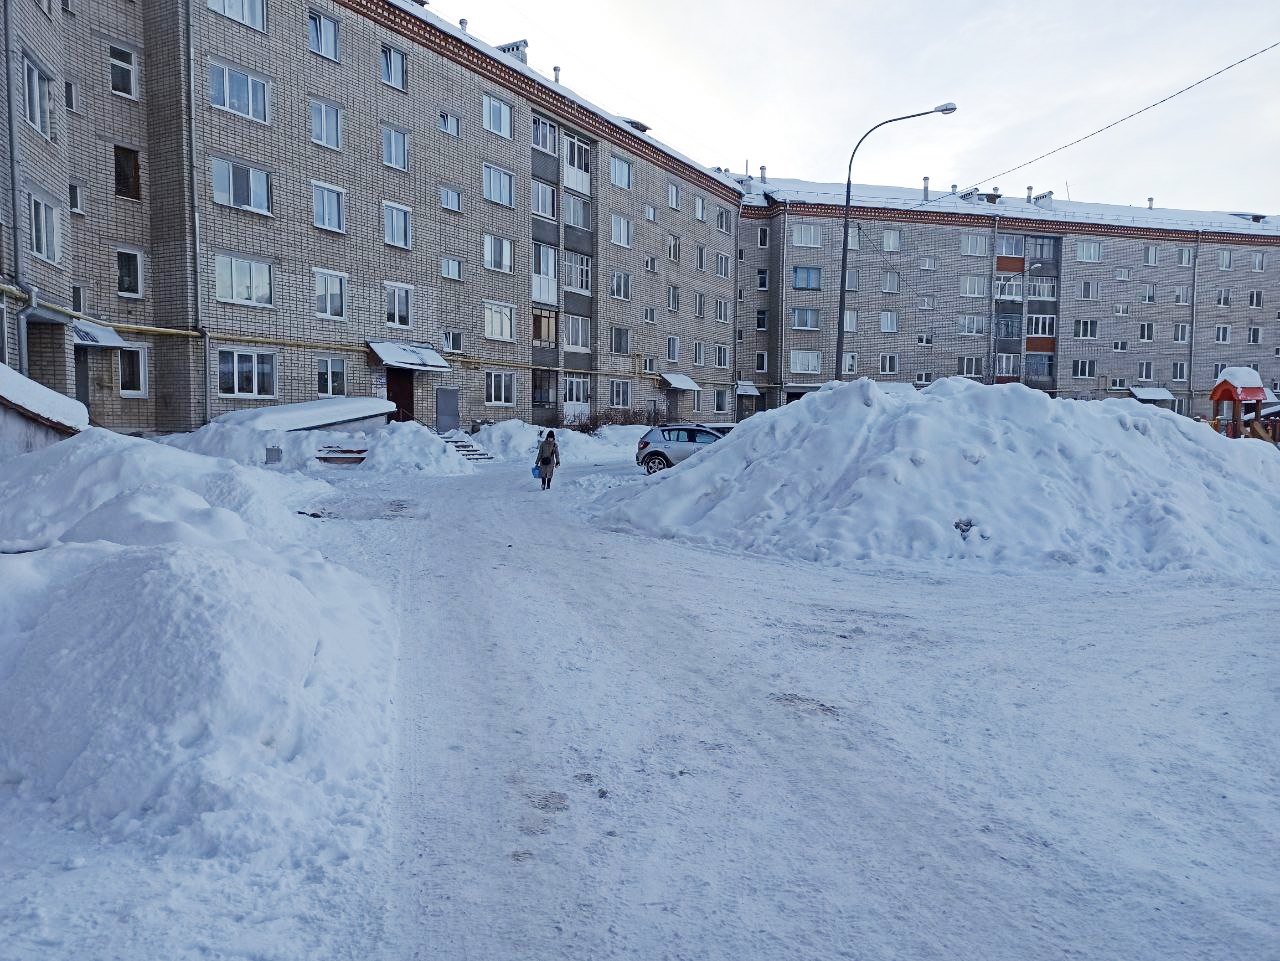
[0,362,89,459]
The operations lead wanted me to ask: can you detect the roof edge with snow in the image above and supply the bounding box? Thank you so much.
[0,362,88,434]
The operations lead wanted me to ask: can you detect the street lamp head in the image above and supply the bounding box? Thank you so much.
[934,102,958,115]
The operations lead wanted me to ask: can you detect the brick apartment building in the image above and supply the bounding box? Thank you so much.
[2,0,1277,433]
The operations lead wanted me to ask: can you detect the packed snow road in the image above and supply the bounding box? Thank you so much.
[315,458,1277,961]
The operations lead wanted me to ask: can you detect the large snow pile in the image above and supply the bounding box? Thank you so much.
[160,420,473,475]
[0,429,393,857]
[595,377,1280,573]
[472,419,646,464]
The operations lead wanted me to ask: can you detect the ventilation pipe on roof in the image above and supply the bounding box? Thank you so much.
[951,183,957,194]
[1032,189,1054,210]
[759,165,767,184]
[1148,197,1154,209]
[986,187,1002,204]
[922,176,929,201]
[1026,185,1033,203]
[459,18,467,33]
[553,66,560,83]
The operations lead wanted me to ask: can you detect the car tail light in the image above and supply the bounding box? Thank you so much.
[637,439,650,451]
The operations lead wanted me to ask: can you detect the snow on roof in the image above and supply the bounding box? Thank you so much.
[71,319,128,349]
[661,373,703,392]
[0,361,88,433]
[1218,366,1265,390]
[368,340,451,372]
[734,174,1280,236]
[735,381,761,396]
[1130,386,1176,402]
[383,0,741,196]
[214,397,396,431]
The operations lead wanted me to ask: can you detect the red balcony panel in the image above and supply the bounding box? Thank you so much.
[996,255,1025,273]
[1026,336,1057,353]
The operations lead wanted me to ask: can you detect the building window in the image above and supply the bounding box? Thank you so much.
[1215,325,1231,343]
[1248,326,1261,344]
[918,294,936,310]
[381,45,406,90]
[960,233,987,256]
[793,267,821,290]
[109,45,138,98]
[995,353,1018,376]
[997,234,1023,256]
[316,356,346,396]
[1135,322,1153,342]
[1218,249,1232,270]
[667,233,681,262]
[1172,361,1186,381]
[882,229,902,252]
[1076,240,1102,262]
[1248,289,1264,309]
[211,156,270,213]
[667,285,680,311]
[218,349,276,396]
[667,182,681,209]
[1027,314,1056,336]
[609,379,632,408]
[1172,285,1189,305]
[64,80,79,113]
[790,350,820,374]
[1213,363,1227,379]
[715,299,729,323]
[1114,304,1130,317]
[693,196,705,221]
[754,268,769,290]
[693,342,705,366]
[757,226,769,247]
[483,94,512,138]
[484,301,514,340]
[879,310,898,333]
[441,330,463,352]
[1074,318,1098,339]
[313,269,346,319]
[957,314,985,335]
[440,256,462,281]
[918,255,937,271]
[715,345,729,368]
[439,111,459,136]
[1172,323,1189,343]
[565,252,592,293]
[563,194,589,229]
[1112,340,1129,352]
[382,126,408,170]
[482,163,514,206]
[483,234,513,273]
[23,59,52,137]
[1142,244,1158,267]
[792,224,821,247]
[116,248,143,297]
[917,334,932,346]
[666,336,680,362]
[960,275,987,298]
[756,310,769,330]
[1079,280,1099,301]
[383,203,411,248]
[563,133,590,193]
[880,353,899,375]
[1026,276,1058,300]
[531,116,558,155]
[29,196,58,263]
[755,351,767,372]
[716,207,732,232]
[311,181,345,232]
[440,186,461,212]
[307,11,340,60]
[485,371,514,405]
[385,283,411,326]
[882,270,900,293]
[530,181,556,221]
[842,308,858,333]
[207,0,265,30]
[118,346,147,397]
[111,146,141,200]
[1137,361,1152,380]
[71,285,85,313]
[792,308,819,330]
[713,388,728,413]
[610,271,632,301]
[1251,252,1266,272]
[1071,359,1096,379]
[215,254,272,306]
[1215,288,1232,307]
[564,314,590,351]
[693,293,707,319]
[531,309,557,349]
[715,253,730,278]
[610,326,631,354]
[310,99,341,149]
[208,62,268,122]
[609,155,631,188]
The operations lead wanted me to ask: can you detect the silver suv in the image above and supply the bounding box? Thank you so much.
[635,423,730,473]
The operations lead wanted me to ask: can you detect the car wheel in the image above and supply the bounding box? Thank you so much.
[644,454,671,474]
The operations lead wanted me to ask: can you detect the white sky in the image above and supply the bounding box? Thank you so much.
[428,0,1280,213]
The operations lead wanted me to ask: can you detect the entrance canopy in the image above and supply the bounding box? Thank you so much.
[71,318,128,349]
[1129,386,1174,403]
[661,372,702,392]
[735,380,761,397]
[368,340,451,372]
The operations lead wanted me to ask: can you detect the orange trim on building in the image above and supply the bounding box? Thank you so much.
[995,255,1024,273]
[1025,337,1057,353]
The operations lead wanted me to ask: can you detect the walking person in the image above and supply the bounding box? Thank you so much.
[536,430,560,490]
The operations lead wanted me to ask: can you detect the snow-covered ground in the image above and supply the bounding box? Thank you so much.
[1,406,1277,960]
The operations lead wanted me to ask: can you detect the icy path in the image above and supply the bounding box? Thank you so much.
[316,462,1278,961]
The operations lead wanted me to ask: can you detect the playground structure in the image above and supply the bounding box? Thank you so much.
[1210,367,1278,443]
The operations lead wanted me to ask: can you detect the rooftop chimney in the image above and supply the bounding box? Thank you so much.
[497,39,528,63]
[951,183,957,194]
[1026,185,1033,203]
[459,18,467,33]
[759,165,767,184]
[923,176,930,201]
[553,66,560,83]
[1147,197,1154,209]
[986,187,1002,204]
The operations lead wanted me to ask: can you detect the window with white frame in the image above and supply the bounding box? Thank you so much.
[1218,249,1232,270]
[693,342,705,366]
[116,248,143,297]
[1215,324,1230,343]
[1112,340,1129,352]
[793,267,821,290]
[207,0,265,30]
[440,256,461,281]
[565,251,591,293]
[1213,363,1227,379]
[1252,252,1265,272]
[666,336,680,361]
[29,196,58,263]
[1114,303,1130,317]
[840,351,856,374]
[439,111,459,135]
[64,80,79,114]
[715,299,729,322]
[382,126,408,170]
[960,275,988,298]
[381,45,406,90]
[1215,288,1232,307]
[667,182,681,209]
[693,292,705,317]
[756,268,769,290]
[610,327,631,354]
[667,285,680,311]
[316,356,346,396]
[694,196,705,221]
[691,389,702,412]
[1072,359,1096,379]
[564,314,590,351]
[529,179,555,218]
[1115,267,1131,281]
[882,228,901,252]
[484,301,514,340]
[530,116,557,155]
[1108,377,1128,391]
[562,375,589,405]
[485,371,514,405]
[757,226,770,247]
[440,185,461,211]
[215,253,272,305]
[109,45,139,98]
[23,59,52,137]
[310,99,341,148]
[610,213,632,246]
[218,348,276,396]
[383,203,411,248]
[995,353,1018,376]
[882,270,900,293]
[483,234,512,272]
[1177,246,1193,267]
[118,345,147,397]
[960,232,987,257]
[563,194,588,229]
[845,225,860,250]
[842,308,858,332]
[1172,322,1189,343]
[385,283,411,326]
[841,268,858,292]
[997,234,1023,256]
[1248,289,1264,309]
[644,255,657,272]
[667,233,681,262]
[919,255,937,270]
[1027,314,1056,336]
[610,379,632,408]
[917,333,933,345]
[1138,322,1153,341]
[756,310,769,330]
[1026,276,1058,300]
[1171,361,1186,381]
[610,271,631,301]
[918,294,936,310]
[1074,318,1098,338]
[792,223,821,247]
[313,269,346,319]
[1142,244,1158,267]
[1080,280,1100,300]
[957,314,985,335]
[880,353,899,374]
[879,310,898,333]
[209,62,268,122]
[716,253,730,278]
[792,307,819,330]
[1137,361,1152,380]
[790,350,820,374]
[1172,285,1189,305]
[483,94,512,138]
[482,163,514,206]
[755,351,767,372]
[563,133,590,193]
[307,11,340,59]
[713,388,728,414]
[606,155,632,189]
[1248,326,1261,344]
[715,345,729,368]
[311,182,345,232]
[1076,240,1102,262]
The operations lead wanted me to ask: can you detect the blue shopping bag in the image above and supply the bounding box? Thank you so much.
[531,465,541,479]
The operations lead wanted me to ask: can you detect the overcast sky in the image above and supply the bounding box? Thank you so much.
[429,0,1280,213]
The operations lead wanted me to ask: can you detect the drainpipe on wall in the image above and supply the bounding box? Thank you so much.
[183,0,210,425]
[986,214,1000,384]
[1188,230,1201,415]
[778,201,789,408]
[4,0,30,373]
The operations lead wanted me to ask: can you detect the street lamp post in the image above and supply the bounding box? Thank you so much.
[834,103,957,381]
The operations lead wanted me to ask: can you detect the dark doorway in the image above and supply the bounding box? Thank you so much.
[386,368,415,421]
[73,346,90,413]
[435,387,460,432]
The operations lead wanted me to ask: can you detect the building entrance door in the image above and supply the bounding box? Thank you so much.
[73,346,90,414]
[435,387,460,432]
[386,368,415,421]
